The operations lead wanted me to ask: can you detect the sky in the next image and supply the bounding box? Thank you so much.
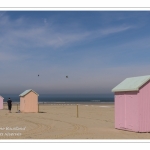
[0,11,150,95]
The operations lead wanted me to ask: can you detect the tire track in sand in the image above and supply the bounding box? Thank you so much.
[1,115,52,139]
[16,116,52,138]
[35,116,88,139]
[1,114,88,139]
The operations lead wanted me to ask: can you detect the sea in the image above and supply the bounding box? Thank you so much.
[2,94,114,104]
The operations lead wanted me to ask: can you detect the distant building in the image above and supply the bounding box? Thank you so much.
[112,75,150,132]
[19,89,39,113]
[0,95,4,109]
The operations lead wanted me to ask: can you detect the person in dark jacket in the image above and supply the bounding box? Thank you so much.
[7,98,12,113]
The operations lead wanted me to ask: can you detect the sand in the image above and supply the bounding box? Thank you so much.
[0,103,150,139]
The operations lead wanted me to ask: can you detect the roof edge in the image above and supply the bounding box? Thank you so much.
[112,88,139,92]
[19,89,39,97]
[137,78,150,90]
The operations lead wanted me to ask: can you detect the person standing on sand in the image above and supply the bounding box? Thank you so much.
[7,98,12,113]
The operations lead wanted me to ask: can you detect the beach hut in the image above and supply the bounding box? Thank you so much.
[19,89,39,113]
[112,75,150,132]
[0,95,4,109]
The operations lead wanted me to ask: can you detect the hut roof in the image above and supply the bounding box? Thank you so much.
[19,89,39,97]
[112,75,150,92]
[0,95,4,99]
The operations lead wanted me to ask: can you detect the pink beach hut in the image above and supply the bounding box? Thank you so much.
[0,95,4,109]
[19,89,39,113]
[112,75,150,133]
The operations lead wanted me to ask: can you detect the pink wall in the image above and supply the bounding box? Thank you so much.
[138,81,150,132]
[115,80,150,132]
[115,91,138,132]
[0,97,3,109]
[20,91,38,113]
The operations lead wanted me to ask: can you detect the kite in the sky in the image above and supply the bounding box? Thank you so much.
[66,76,68,78]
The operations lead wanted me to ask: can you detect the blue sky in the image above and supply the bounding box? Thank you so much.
[0,11,150,95]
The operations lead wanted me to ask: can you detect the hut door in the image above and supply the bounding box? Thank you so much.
[125,92,138,131]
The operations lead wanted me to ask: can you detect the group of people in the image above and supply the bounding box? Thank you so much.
[7,98,12,113]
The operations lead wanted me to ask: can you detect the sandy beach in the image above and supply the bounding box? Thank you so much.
[0,103,150,139]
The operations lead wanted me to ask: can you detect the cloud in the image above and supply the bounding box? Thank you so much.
[100,25,133,35]
[0,13,134,53]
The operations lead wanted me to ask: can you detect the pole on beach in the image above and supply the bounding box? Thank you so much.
[17,104,18,111]
[38,103,39,113]
[77,104,79,118]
